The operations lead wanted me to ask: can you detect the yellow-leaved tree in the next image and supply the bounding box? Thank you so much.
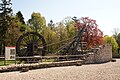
[103,35,119,54]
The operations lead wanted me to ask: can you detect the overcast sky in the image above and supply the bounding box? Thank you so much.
[12,0,120,35]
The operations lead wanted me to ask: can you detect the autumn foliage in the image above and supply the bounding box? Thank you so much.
[74,17,103,48]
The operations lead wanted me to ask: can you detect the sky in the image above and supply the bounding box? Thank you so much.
[12,0,120,36]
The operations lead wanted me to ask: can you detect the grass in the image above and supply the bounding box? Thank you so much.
[0,60,19,66]
[0,59,55,66]
[42,59,55,62]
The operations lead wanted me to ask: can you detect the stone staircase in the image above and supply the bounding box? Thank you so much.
[0,60,83,72]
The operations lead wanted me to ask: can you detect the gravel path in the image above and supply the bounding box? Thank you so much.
[0,59,120,80]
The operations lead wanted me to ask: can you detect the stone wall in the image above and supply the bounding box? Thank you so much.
[85,44,112,64]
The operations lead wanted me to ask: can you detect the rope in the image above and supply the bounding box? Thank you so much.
[45,37,74,47]
[37,37,75,54]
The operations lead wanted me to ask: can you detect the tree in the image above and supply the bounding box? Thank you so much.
[16,11,25,24]
[103,35,119,54]
[27,12,46,33]
[5,14,31,46]
[0,0,12,55]
[47,20,55,52]
[44,27,59,53]
[112,27,120,40]
[73,17,103,48]
[61,16,77,38]
[116,33,120,53]
[48,20,55,30]
[5,16,22,46]
[116,33,120,47]
[56,22,68,41]
[0,0,12,36]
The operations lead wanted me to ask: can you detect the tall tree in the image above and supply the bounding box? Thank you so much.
[112,27,120,40]
[73,17,103,48]
[16,11,25,24]
[62,16,77,38]
[5,15,31,46]
[0,0,12,55]
[48,20,55,30]
[5,16,21,46]
[27,12,46,33]
[16,11,30,33]
[57,22,67,41]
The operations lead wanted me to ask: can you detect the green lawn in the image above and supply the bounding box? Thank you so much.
[0,60,19,66]
[42,59,55,62]
[0,59,55,66]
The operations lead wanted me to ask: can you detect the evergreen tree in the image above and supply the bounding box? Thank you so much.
[0,0,12,55]
[16,11,25,24]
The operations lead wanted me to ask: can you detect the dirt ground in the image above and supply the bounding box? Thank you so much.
[0,59,120,80]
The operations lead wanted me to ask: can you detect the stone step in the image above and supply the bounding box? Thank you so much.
[0,60,83,73]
